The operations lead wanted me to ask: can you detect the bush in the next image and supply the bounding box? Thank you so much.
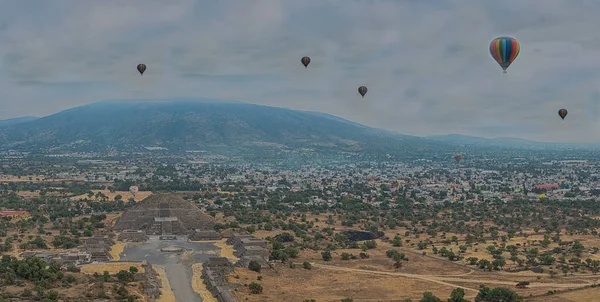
[303,262,312,270]
[322,251,332,261]
[248,260,261,273]
[249,282,263,294]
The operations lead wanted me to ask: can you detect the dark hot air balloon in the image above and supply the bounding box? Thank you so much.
[454,154,463,163]
[490,37,520,73]
[301,56,311,68]
[137,64,147,75]
[358,86,368,98]
[558,109,568,120]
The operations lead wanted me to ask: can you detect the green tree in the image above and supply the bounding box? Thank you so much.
[116,270,134,283]
[448,288,468,302]
[420,292,441,302]
[102,271,110,282]
[475,286,521,302]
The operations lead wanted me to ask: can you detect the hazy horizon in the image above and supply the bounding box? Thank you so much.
[1,1,600,143]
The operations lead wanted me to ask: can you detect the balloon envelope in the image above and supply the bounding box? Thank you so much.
[358,86,368,97]
[137,64,146,75]
[301,56,311,68]
[558,109,568,120]
[489,37,520,72]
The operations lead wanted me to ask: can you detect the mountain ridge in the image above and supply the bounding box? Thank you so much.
[0,99,443,157]
[1,100,598,156]
[0,116,39,127]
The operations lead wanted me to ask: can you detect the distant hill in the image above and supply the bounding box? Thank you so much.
[426,134,600,150]
[0,116,38,127]
[0,99,452,158]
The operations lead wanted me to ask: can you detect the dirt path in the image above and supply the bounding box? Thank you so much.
[309,263,480,293]
[309,263,591,292]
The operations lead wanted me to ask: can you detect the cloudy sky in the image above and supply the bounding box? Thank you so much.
[1,0,600,143]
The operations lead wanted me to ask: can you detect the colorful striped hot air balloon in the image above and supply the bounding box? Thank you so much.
[358,86,368,98]
[137,64,146,75]
[558,109,568,120]
[301,56,311,68]
[489,37,520,73]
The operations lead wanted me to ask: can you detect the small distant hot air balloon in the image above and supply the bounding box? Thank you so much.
[489,37,520,73]
[129,186,139,198]
[454,154,463,163]
[558,109,568,120]
[137,64,146,75]
[358,86,368,98]
[301,56,311,68]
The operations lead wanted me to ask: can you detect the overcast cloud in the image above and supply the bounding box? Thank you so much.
[0,0,600,142]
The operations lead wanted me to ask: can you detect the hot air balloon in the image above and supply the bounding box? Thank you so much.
[558,109,568,120]
[137,64,146,75]
[358,86,368,98]
[489,37,520,73]
[129,186,139,198]
[454,154,463,163]
[301,56,311,68]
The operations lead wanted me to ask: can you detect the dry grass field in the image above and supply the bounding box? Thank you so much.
[229,262,476,301]
[527,286,600,301]
[154,265,176,302]
[81,261,145,275]
[214,238,239,262]
[230,213,600,301]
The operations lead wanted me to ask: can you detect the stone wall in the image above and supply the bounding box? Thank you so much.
[118,230,149,242]
[141,261,162,298]
[201,257,237,302]
[235,246,269,258]
[189,230,222,241]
